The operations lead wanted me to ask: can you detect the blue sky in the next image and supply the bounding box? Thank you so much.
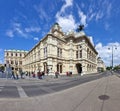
[0,0,120,66]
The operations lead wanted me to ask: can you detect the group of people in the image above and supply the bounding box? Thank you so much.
[11,71,20,79]
[37,71,45,79]
[10,70,60,80]
[55,71,59,78]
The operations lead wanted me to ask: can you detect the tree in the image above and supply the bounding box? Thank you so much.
[106,66,112,70]
[0,65,5,72]
[113,66,120,71]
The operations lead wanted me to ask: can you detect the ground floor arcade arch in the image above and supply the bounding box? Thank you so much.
[76,63,82,75]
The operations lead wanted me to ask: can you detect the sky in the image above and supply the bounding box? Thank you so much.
[0,0,120,66]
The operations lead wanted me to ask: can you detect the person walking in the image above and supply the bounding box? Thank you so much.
[16,70,19,79]
[11,71,16,79]
[55,71,59,78]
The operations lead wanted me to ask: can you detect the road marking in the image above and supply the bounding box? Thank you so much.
[40,86,55,93]
[17,86,28,98]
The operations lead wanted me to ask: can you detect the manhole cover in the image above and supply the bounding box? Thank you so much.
[98,95,110,100]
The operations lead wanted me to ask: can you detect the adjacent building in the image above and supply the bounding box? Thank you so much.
[97,57,106,72]
[4,50,28,73]
[23,23,98,75]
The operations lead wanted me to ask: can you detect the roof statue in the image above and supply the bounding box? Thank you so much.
[77,25,84,32]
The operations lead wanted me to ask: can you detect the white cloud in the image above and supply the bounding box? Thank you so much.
[55,0,78,32]
[87,0,113,23]
[95,11,104,21]
[15,27,28,38]
[6,22,28,38]
[88,36,94,46]
[105,23,110,31]
[33,37,39,41]
[56,15,77,32]
[78,10,87,26]
[34,4,48,21]
[102,0,112,18]
[106,3,112,18]
[60,0,73,13]
[25,27,40,33]
[95,42,120,66]
[6,30,14,38]
[13,22,21,27]
[88,13,96,21]
[6,22,41,39]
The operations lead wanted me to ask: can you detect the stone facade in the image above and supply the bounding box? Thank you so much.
[97,57,106,72]
[4,50,28,73]
[23,23,98,75]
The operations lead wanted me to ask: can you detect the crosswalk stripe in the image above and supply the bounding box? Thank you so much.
[17,86,28,98]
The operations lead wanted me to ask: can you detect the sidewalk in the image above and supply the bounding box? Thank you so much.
[0,74,120,111]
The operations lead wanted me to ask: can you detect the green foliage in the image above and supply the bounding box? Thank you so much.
[106,65,120,71]
[106,66,112,70]
[101,68,104,72]
[0,66,5,71]
[113,66,120,71]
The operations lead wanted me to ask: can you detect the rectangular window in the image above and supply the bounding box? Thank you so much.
[76,51,78,58]
[60,49,62,57]
[80,50,82,58]
[44,47,47,58]
[57,48,62,57]
[19,61,22,65]
[38,50,40,59]
[15,61,18,65]
[57,48,59,57]
[11,61,13,64]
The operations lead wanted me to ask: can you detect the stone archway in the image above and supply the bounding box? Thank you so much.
[57,63,62,73]
[43,62,47,73]
[76,63,82,75]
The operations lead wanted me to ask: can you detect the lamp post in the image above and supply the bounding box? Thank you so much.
[108,46,117,70]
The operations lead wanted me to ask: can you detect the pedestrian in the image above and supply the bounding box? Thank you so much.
[42,71,45,79]
[32,72,35,78]
[16,71,19,79]
[55,71,59,78]
[11,71,16,79]
[37,71,41,79]
[28,72,31,77]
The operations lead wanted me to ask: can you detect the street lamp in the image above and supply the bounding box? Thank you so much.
[108,46,117,69]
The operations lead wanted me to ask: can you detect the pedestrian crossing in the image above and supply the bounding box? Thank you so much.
[17,85,28,98]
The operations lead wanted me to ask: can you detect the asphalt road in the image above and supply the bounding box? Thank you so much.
[0,72,110,98]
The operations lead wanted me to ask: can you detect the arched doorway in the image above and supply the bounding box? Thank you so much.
[57,63,62,73]
[76,63,82,75]
[43,62,47,73]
